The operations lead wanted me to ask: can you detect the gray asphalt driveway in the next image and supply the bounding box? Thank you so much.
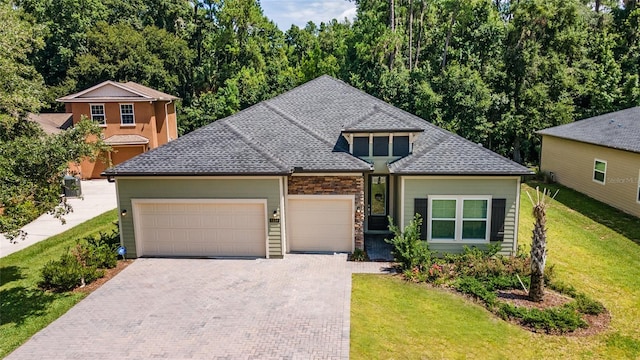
[7,254,392,360]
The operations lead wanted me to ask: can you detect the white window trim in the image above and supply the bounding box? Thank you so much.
[427,195,492,244]
[90,103,106,127]
[120,103,135,126]
[593,158,607,185]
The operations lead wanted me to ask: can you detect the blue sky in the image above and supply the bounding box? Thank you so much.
[260,0,357,30]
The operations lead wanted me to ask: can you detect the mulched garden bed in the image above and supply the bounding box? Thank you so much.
[73,259,133,295]
[496,288,611,336]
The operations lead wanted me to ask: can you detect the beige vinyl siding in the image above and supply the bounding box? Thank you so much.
[116,178,282,258]
[403,177,519,255]
[541,135,640,218]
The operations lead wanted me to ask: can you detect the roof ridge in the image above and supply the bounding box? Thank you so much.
[389,132,449,171]
[262,100,335,147]
[262,101,373,169]
[222,120,291,173]
[342,106,380,129]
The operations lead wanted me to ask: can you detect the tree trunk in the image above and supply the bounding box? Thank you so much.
[409,0,413,71]
[512,137,522,163]
[389,0,396,70]
[441,7,458,70]
[414,1,425,68]
[529,201,547,302]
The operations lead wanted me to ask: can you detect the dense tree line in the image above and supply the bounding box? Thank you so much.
[7,0,639,163]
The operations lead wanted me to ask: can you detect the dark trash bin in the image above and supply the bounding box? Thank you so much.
[62,175,82,197]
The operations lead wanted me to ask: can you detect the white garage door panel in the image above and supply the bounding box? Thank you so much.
[288,197,353,253]
[135,201,266,257]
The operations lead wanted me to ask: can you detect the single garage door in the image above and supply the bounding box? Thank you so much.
[287,196,353,253]
[133,200,267,257]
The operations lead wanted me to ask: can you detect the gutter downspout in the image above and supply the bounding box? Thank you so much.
[164,100,173,142]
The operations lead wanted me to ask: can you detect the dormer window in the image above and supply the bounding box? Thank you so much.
[344,132,418,158]
[393,136,409,156]
[373,136,389,156]
[353,137,369,157]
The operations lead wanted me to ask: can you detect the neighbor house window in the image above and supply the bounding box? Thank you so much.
[429,196,491,242]
[373,136,389,156]
[90,104,105,126]
[393,136,410,156]
[120,104,135,125]
[353,137,369,157]
[593,159,607,184]
[637,170,640,203]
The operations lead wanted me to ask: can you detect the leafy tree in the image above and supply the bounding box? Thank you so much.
[0,119,109,238]
[0,2,45,124]
[68,22,193,98]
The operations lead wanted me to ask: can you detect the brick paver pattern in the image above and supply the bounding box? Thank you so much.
[6,254,392,360]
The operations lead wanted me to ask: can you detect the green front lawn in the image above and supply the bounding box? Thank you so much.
[0,209,118,358]
[351,183,640,359]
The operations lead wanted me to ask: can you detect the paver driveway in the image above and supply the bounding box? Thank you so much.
[7,254,391,360]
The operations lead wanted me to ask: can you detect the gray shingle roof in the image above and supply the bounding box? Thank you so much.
[104,75,530,176]
[537,107,640,153]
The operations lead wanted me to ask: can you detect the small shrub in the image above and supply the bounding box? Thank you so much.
[386,215,434,271]
[454,276,497,306]
[573,294,605,315]
[349,248,370,262]
[39,253,103,292]
[497,303,587,333]
[547,280,578,297]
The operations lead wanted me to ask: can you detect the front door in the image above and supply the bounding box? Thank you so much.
[368,175,389,231]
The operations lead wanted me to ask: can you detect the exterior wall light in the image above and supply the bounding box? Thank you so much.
[121,209,127,217]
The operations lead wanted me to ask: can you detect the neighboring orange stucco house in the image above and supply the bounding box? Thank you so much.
[57,81,179,179]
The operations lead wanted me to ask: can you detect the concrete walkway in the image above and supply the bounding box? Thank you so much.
[0,179,116,258]
[6,255,394,360]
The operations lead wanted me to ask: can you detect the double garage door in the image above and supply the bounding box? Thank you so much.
[132,196,354,257]
[133,200,267,257]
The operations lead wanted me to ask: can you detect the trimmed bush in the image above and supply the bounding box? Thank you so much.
[497,303,587,333]
[39,253,103,292]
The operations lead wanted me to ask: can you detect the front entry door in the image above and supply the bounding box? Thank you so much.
[368,175,389,231]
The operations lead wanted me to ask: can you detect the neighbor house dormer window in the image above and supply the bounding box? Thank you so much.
[120,104,135,125]
[90,104,106,126]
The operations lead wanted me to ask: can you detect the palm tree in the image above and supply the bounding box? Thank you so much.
[528,187,557,302]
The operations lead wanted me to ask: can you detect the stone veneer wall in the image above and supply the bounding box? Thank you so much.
[287,176,365,250]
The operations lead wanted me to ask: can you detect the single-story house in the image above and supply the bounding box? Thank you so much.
[538,106,640,218]
[104,76,531,259]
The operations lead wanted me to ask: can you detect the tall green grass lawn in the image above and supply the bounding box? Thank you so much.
[351,183,640,359]
[0,209,118,358]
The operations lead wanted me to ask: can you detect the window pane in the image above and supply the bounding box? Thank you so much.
[594,171,605,182]
[373,136,389,156]
[432,220,455,239]
[463,200,487,219]
[462,221,486,239]
[353,137,369,157]
[594,161,606,172]
[91,105,104,115]
[432,199,456,218]
[392,136,409,156]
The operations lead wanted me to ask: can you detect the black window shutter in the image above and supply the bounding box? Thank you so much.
[414,198,428,240]
[490,198,506,241]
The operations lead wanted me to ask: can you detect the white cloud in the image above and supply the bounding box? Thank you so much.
[261,0,357,30]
